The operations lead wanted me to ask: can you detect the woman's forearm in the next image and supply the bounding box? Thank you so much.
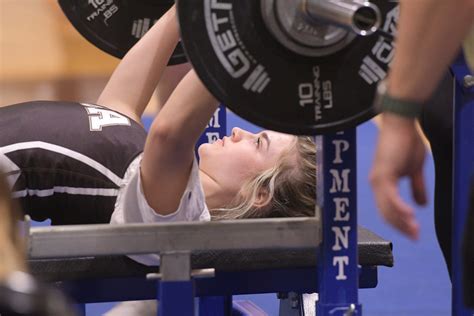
[149,70,219,154]
[140,70,218,215]
[97,6,180,120]
[155,63,192,113]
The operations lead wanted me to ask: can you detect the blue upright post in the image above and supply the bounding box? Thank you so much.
[157,252,194,316]
[451,53,474,316]
[158,281,195,316]
[316,129,361,315]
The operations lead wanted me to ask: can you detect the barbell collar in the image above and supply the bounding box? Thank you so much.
[303,0,382,36]
[261,0,357,58]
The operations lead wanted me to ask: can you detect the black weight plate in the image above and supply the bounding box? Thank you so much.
[58,0,187,65]
[178,0,398,135]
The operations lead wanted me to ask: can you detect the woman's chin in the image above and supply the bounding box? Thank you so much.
[197,143,208,154]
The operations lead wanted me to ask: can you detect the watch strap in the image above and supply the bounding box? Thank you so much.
[379,93,423,118]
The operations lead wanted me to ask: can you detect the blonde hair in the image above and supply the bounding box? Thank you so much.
[211,136,316,220]
[0,175,26,280]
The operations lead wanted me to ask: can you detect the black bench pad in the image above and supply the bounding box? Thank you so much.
[29,227,393,282]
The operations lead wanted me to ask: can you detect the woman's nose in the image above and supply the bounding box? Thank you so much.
[231,127,242,141]
[231,127,252,142]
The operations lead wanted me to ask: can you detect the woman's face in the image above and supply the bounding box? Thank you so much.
[198,128,296,195]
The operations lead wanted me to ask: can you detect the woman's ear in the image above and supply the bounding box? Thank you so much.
[253,189,270,208]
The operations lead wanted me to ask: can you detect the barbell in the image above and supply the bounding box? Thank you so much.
[58,0,399,135]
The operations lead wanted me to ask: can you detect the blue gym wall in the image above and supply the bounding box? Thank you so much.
[33,111,451,315]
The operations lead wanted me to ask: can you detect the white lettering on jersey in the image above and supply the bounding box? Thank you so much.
[83,105,131,131]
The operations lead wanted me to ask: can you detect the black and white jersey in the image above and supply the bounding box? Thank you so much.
[0,101,147,225]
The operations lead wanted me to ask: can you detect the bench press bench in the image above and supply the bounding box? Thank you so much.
[28,226,392,314]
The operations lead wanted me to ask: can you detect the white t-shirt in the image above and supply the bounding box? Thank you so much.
[110,154,211,265]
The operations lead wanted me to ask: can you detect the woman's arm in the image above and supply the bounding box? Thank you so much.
[96,6,180,122]
[155,63,192,113]
[141,70,219,216]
